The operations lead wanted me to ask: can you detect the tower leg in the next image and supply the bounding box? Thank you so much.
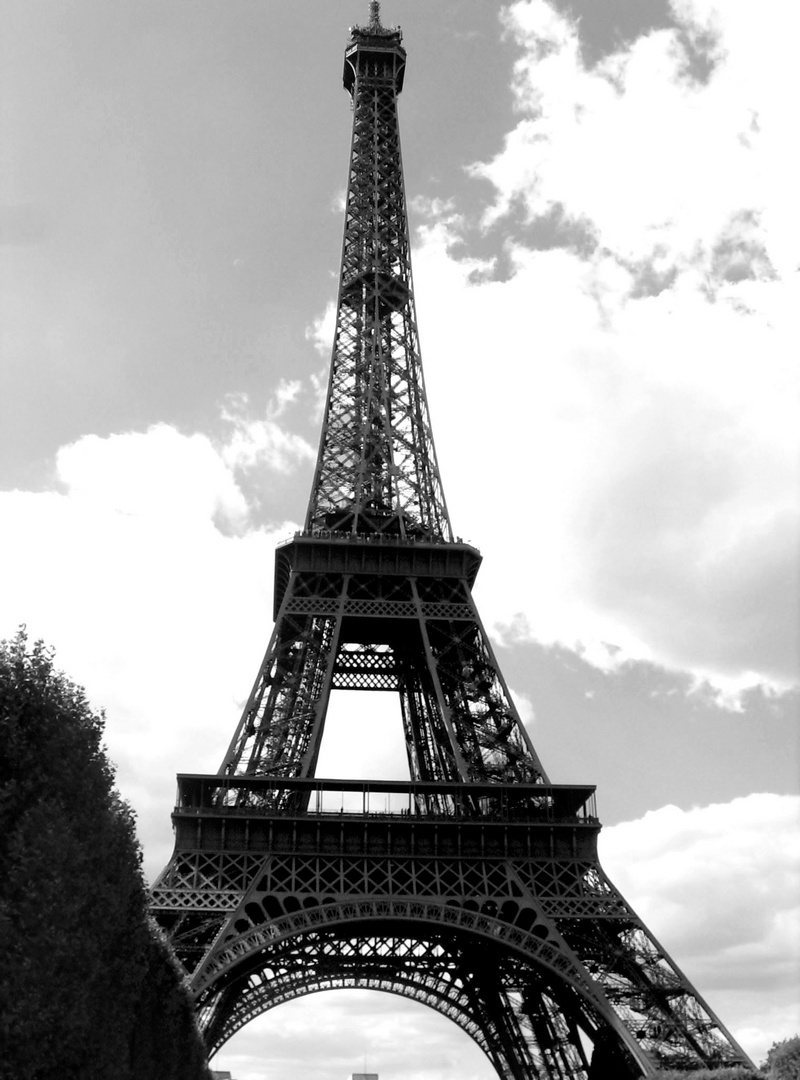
[588,1031,643,1079]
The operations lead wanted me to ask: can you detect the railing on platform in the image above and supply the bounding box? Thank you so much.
[277,529,473,549]
[174,774,598,824]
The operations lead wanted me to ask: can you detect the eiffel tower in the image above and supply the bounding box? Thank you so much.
[151,6,754,1077]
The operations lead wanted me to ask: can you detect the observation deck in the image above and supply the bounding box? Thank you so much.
[170,775,600,862]
[343,13,405,95]
[273,531,482,617]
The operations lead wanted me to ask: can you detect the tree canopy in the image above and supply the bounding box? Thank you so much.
[654,1068,760,1079]
[763,1038,800,1080]
[0,629,210,1080]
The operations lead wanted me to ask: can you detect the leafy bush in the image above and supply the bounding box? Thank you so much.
[653,1068,762,1079]
[652,1035,800,1080]
[0,629,210,1080]
[763,1038,800,1080]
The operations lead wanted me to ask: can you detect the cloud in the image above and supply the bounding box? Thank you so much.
[600,794,800,1063]
[57,423,249,528]
[220,386,315,475]
[482,0,798,281]
[0,421,302,878]
[307,300,337,356]
[409,0,799,693]
[212,990,494,1080]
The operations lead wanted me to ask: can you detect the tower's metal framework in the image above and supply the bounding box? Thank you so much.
[151,6,754,1076]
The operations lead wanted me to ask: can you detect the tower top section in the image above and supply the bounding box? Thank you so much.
[309,6,451,540]
[345,2,405,96]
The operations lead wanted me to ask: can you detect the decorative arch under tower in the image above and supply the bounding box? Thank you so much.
[151,7,754,1077]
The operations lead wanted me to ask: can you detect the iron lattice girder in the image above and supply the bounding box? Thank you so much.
[150,779,745,1077]
[308,23,450,539]
[272,533,482,617]
[200,929,595,1080]
[222,534,546,786]
[200,932,496,1055]
[331,642,400,690]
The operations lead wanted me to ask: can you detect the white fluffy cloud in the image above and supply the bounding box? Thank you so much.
[482,0,799,278]
[1,422,299,875]
[213,990,495,1080]
[410,0,799,693]
[57,424,249,526]
[220,383,315,474]
[600,794,800,1063]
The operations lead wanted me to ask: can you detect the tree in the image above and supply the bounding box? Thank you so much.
[763,1038,800,1080]
[653,1068,762,1079]
[0,629,209,1080]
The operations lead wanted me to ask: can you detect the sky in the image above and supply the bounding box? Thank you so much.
[1,0,798,1076]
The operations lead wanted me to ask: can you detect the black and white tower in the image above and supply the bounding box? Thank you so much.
[151,7,754,1077]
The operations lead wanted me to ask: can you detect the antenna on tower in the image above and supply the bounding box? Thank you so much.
[369,1,381,30]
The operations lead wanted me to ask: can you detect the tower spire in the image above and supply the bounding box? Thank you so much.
[309,5,443,539]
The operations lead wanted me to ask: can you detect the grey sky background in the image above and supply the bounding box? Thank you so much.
[2,1,798,1077]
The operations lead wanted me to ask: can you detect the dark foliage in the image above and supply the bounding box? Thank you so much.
[652,1040,800,1080]
[0,629,210,1080]
[652,1036,800,1080]
[653,1069,763,1079]
[763,1038,800,1080]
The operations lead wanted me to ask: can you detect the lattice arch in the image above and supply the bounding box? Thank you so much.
[194,900,649,1077]
[204,968,496,1059]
